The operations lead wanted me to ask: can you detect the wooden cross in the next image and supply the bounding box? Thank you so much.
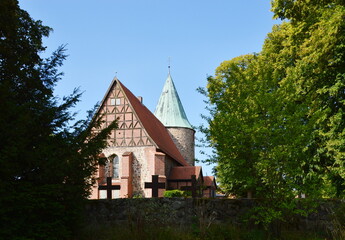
[145,175,166,198]
[98,177,120,199]
[181,175,197,198]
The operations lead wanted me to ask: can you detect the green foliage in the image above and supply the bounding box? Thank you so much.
[198,0,345,228]
[192,198,217,239]
[199,0,345,202]
[0,0,116,239]
[164,189,188,198]
[132,192,144,198]
[76,223,327,240]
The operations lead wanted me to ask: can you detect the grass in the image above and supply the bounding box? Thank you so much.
[74,224,328,240]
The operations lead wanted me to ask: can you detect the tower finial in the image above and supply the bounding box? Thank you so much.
[168,57,171,74]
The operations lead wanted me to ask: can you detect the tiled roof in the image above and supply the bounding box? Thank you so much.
[154,73,193,129]
[168,166,202,180]
[116,79,189,166]
[203,176,217,188]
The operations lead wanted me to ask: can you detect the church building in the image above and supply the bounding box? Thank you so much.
[89,73,216,199]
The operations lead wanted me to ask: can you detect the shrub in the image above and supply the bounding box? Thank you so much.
[164,190,187,198]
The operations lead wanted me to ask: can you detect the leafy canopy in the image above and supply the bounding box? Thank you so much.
[200,0,345,199]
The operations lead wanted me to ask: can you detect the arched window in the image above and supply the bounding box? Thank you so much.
[112,156,119,179]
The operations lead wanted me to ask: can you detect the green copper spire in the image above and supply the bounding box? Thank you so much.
[154,73,193,129]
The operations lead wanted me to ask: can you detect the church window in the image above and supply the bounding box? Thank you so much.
[112,156,119,179]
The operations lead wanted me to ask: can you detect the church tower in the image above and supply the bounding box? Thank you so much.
[154,72,195,166]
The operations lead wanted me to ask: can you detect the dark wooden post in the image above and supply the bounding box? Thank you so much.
[98,177,120,199]
[191,174,197,198]
[181,175,197,198]
[145,175,165,197]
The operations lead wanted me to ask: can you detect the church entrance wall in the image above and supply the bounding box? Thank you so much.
[91,145,170,198]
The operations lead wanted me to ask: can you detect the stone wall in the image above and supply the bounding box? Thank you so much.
[84,198,344,233]
[167,127,195,166]
[93,146,156,198]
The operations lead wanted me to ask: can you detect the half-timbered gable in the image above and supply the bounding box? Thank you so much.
[97,79,155,147]
[89,75,216,199]
[90,78,189,199]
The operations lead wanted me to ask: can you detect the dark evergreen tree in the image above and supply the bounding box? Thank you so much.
[0,1,116,239]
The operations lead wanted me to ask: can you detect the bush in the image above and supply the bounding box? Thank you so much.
[164,190,187,198]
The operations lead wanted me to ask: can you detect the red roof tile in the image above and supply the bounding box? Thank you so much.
[168,166,202,180]
[203,176,216,187]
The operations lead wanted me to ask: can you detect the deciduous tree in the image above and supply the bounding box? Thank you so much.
[200,0,345,199]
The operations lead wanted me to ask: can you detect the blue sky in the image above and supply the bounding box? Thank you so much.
[19,0,279,175]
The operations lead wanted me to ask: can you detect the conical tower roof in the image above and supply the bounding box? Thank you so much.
[154,73,193,129]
